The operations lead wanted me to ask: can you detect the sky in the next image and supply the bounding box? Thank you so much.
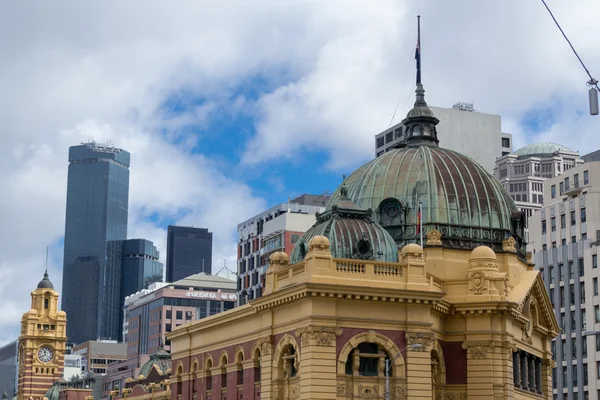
[0,0,599,345]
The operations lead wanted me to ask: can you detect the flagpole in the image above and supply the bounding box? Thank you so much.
[419,201,423,248]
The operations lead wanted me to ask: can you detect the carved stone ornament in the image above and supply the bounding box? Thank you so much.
[256,335,273,356]
[469,271,486,295]
[357,384,378,398]
[443,393,467,400]
[502,236,517,253]
[462,342,494,359]
[400,251,424,262]
[521,320,533,344]
[406,333,434,351]
[392,385,407,398]
[295,326,342,347]
[426,229,442,246]
[289,384,300,400]
[493,392,504,400]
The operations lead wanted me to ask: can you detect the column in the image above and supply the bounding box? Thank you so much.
[257,337,274,400]
[295,326,340,400]
[520,352,528,389]
[512,352,520,389]
[463,342,495,399]
[535,358,543,394]
[528,355,536,392]
[406,333,433,399]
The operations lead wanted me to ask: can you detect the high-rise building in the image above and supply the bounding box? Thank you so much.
[166,226,212,282]
[0,340,18,398]
[123,273,236,358]
[61,142,130,345]
[494,142,582,241]
[105,239,163,341]
[529,161,598,399]
[17,271,67,400]
[375,104,513,172]
[236,194,329,305]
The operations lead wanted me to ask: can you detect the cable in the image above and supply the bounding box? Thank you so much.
[540,0,600,91]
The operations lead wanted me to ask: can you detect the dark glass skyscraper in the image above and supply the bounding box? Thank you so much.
[61,142,130,345]
[166,226,212,282]
[106,239,163,341]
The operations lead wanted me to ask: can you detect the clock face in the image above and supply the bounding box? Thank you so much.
[37,346,54,363]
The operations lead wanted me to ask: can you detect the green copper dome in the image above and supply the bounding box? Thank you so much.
[324,84,525,253]
[139,346,171,378]
[514,142,574,158]
[290,188,398,264]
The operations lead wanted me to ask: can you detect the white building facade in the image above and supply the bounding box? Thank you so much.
[495,142,582,243]
[375,104,513,172]
[529,161,599,400]
[236,194,328,305]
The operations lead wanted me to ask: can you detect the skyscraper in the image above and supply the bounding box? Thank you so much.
[166,226,212,282]
[61,142,130,345]
[105,238,163,341]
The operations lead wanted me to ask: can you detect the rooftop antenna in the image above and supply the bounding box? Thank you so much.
[416,14,421,86]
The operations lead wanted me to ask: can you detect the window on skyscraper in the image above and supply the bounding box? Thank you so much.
[551,185,556,198]
[571,211,576,226]
[594,278,598,296]
[581,207,587,223]
[581,282,586,303]
[542,220,547,234]
[584,170,589,185]
[551,217,556,232]
[561,214,566,229]
[594,255,598,269]
[595,306,600,323]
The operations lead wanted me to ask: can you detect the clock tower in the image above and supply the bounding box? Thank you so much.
[16,270,67,399]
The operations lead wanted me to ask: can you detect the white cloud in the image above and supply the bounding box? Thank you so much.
[1,0,600,345]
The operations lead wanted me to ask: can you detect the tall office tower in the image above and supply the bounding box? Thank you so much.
[530,161,599,399]
[375,104,512,173]
[494,142,582,242]
[237,194,329,305]
[105,239,163,341]
[166,226,213,282]
[0,340,18,398]
[61,142,130,345]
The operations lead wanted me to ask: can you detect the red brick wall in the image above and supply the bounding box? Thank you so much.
[437,340,467,384]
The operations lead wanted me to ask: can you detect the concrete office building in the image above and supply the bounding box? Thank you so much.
[72,340,127,376]
[124,273,236,357]
[375,104,513,172]
[166,226,213,282]
[105,239,163,342]
[62,142,130,345]
[237,194,329,305]
[530,161,599,399]
[494,142,582,237]
[0,340,17,398]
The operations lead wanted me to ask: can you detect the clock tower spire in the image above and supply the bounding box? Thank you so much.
[16,267,67,400]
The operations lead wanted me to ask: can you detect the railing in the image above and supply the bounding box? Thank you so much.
[374,264,402,277]
[336,262,366,273]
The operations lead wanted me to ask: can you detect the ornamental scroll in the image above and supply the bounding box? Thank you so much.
[295,326,342,347]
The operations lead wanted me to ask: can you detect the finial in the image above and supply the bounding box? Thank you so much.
[340,175,349,197]
[44,247,49,280]
[415,15,421,86]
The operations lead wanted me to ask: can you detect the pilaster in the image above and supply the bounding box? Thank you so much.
[405,333,433,399]
[295,326,341,400]
[462,341,497,399]
[257,335,274,400]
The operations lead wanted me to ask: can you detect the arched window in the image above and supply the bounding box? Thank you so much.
[44,298,49,309]
[191,361,198,395]
[378,198,403,228]
[254,348,261,383]
[279,344,298,379]
[236,351,244,385]
[177,365,183,396]
[206,359,213,391]
[220,354,228,388]
[423,125,432,136]
[344,342,390,377]
[412,125,421,137]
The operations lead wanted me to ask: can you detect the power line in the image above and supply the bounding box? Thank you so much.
[539,0,599,92]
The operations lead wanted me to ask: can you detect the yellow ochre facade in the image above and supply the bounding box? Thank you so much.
[16,271,67,400]
[167,232,559,400]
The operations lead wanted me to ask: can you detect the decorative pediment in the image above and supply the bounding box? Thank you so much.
[508,271,559,336]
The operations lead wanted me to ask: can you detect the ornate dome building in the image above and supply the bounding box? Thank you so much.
[167,19,558,400]
[325,84,525,254]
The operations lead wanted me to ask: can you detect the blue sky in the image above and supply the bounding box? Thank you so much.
[1,0,600,345]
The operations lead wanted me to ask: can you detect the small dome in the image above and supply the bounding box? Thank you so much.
[308,236,330,249]
[37,270,54,289]
[291,193,398,264]
[28,309,38,315]
[270,252,289,263]
[139,346,171,379]
[514,142,574,158]
[44,383,60,400]
[401,243,423,254]
[471,246,496,259]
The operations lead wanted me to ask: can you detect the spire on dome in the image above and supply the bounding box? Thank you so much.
[37,247,54,289]
[398,15,440,148]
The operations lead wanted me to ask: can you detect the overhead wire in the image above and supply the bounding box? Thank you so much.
[539,0,599,91]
